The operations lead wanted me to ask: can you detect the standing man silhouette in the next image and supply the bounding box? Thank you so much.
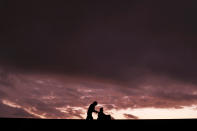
[86,101,98,120]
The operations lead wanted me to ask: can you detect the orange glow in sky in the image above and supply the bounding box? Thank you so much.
[2,99,197,119]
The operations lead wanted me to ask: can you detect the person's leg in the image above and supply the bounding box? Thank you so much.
[89,115,93,120]
[86,114,93,120]
[86,116,89,120]
[86,114,90,120]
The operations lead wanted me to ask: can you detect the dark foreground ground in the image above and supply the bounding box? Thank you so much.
[0,118,196,130]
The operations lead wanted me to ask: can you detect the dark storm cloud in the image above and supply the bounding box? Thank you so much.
[0,90,7,98]
[0,68,15,88]
[0,0,197,84]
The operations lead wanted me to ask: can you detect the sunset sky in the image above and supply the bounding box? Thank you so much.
[0,0,197,119]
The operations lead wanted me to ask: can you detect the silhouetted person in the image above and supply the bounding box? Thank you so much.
[86,101,98,120]
[97,107,111,120]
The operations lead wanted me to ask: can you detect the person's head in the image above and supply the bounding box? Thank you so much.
[93,101,98,105]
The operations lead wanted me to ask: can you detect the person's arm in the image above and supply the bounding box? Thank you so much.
[93,109,98,113]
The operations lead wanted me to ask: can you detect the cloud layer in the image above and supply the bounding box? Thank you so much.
[1,67,197,119]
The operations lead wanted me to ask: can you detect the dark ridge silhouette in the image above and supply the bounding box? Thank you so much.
[0,117,195,131]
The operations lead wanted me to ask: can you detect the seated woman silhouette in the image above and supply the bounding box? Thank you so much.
[86,101,98,120]
[97,107,111,120]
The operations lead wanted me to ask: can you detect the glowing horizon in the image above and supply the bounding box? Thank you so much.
[2,98,197,119]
